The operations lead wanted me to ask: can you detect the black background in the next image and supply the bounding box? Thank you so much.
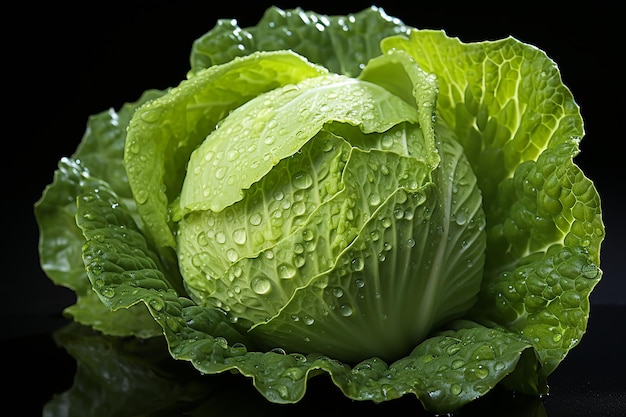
[4,1,625,416]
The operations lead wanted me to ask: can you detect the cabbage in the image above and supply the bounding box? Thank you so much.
[35,6,604,414]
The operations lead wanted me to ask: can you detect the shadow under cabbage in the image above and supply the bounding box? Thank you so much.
[44,321,548,417]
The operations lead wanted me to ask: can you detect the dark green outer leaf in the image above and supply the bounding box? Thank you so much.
[34,90,169,336]
[74,181,543,414]
[189,6,410,77]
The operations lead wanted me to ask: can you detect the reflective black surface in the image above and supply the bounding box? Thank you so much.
[4,304,624,417]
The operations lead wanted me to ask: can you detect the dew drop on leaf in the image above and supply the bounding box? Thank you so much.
[149,298,163,311]
[232,228,247,245]
[581,264,599,279]
[292,171,313,189]
[226,248,238,262]
[249,212,263,226]
[369,194,381,206]
[135,190,148,204]
[451,359,465,369]
[251,277,271,294]
[339,304,353,317]
[278,264,297,279]
[350,257,364,271]
[196,232,208,246]
[101,288,115,298]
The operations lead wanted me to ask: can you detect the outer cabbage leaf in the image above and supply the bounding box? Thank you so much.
[382,30,604,382]
[189,6,410,77]
[35,91,167,337]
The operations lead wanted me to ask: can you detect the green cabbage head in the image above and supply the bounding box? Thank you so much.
[35,6,604,414]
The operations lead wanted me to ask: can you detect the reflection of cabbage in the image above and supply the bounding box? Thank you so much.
[35,6,604,414]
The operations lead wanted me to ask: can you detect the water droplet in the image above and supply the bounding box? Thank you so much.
[204,151,215,162]
[215,167,226,179]
[350,257,364,272]
[451,359,465,369]
[226,150,239,161]
[292,171,313,189]
[140,108,162,123]
[249,213,263,226]
[303,315,314,325]
[226,248,238,262]
[278,264,297,279]
[339,304,353,317]
[270,347,286,355]
[581,264,599,279]
[455,211,467,225]
[381,217,392,228]
[302,229,314,242]
[215,337,228,349]
[291,201,306,216]
[474,365,489,379]
[282,367,304,381]
[381,135,394,148]
[406,238,416,248]
[251,277,271,294]
[368,194,381,206]
[101,287,115,298]
[197,232,208,246]
[293,255,305,268]
[191,252,206,267]
[451,384,462,396]
[332,287,344,298]
[149,298,163,311]
[135,189,148,204]
[232,228,247,245]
